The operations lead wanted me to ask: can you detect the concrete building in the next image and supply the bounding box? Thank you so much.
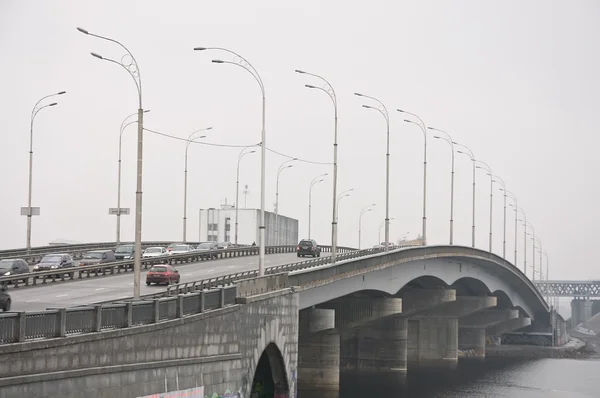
[199,204,299,246]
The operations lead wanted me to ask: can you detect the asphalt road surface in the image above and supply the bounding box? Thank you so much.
[8,252,330,312]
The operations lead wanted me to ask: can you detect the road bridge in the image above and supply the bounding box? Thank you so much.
[534,280,600,326]
[0,245,564,398]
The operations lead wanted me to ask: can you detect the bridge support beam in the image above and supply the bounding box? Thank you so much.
[486,316,532,337]
[297,308,340,392]
[458,328,485,360]
[571,299,593,327]
[407,318,458,369]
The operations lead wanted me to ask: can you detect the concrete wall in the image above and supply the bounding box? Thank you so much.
[0,291,299,398]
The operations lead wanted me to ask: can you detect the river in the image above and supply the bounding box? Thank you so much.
[325,357,600,397]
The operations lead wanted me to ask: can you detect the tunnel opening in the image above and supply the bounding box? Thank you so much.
[251,343,289,398]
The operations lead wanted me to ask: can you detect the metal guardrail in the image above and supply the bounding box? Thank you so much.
[0,286,236,344]
[0,244,358,290]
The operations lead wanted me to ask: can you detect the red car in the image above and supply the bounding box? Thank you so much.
[145,264,180,285]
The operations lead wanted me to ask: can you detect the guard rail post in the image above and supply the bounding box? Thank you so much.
[219,287,225,308]
[152,299,160,323]
[17,312,26,342]
[124,302,133,328]
[199,291,205,313]
[176,295,184,318]
[57,308,67,337]
[93,305,102,332]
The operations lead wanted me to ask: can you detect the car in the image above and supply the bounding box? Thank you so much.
[0,284,10,311]
[0,259,30,282]
[169,244,195,255]
[297,239,321,258]
[143,247,169,258]
[114,244,135,260]
[78,250,116,266]
[217,242,232,250]
[145,264,180,285]
[32,254,75,273]
[196,242,219,259]
[166,243,184,253]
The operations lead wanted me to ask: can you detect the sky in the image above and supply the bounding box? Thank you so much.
[1,0,599,282]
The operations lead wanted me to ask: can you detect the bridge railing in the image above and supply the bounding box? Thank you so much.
[0,244,358,291]
[0,285,237,344]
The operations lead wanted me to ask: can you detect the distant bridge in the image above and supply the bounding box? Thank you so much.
[534,280,600,298]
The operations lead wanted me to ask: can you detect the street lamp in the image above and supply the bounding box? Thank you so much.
[512,205,528,276]
[429,127,455,245]
[25,91,65,252]
[475,161,493,252]
[532,236,543,284]
[78,26,144,299]
[503,190,519,266]
[491,175,507,259]
[526,222,536,280]
[308,173,328,239]
[115,110,150,244]
[379,218,395,244]
[336,189,353,220]
[296,69,339,263]
[359,204,376,249]
[235,147,257,245]
[275,159,296,244]
[195,47,267,275]
[455,144,476,248]
[356,92,390,252]
[399,110,427,245]
[183,128,212,242]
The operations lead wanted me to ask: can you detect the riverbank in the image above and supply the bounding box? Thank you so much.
[484,337,599,359]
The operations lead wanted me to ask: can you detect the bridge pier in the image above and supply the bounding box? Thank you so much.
[297,308,340,392]
[571,299,593,327]
[407,318,458,369]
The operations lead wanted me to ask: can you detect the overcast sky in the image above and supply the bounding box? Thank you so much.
[1,0,598,281]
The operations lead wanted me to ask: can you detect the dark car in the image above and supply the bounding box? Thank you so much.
[297,239,321,258]
[32,254,75,273]
[196,242,219,259]
[0,284,10,311]
[78,250,116,266]
[145,264,180,285]
[0,259,30,282]
[114,244,135,260]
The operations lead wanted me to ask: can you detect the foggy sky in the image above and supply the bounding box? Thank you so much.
[1,0,599,281]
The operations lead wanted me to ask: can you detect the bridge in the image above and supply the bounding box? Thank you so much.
[534,280,600,327]
[0,243,566,398]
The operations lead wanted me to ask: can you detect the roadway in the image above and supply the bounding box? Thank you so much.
[9,252,330,312]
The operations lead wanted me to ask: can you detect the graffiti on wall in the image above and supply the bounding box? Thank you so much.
[289,369,297,398]
[205,388,242,398]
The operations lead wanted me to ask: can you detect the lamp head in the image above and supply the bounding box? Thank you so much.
[193,47,207,51]
[90,52,103,60]
[212,59,225,63]
[305,84,317,89]
[57,91,66,95]
[295,69,306,74]
[48,102,58,107]
[354,92,363,97]
[76,27,89,35]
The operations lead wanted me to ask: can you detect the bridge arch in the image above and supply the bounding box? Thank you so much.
[251,342,289,398]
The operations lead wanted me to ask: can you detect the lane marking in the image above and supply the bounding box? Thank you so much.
[95,288,105,291]
[228,266,235,269]
[56,294,68,297]
[26,299,40,303]
[207,269,215,273]
[183,273,193,276]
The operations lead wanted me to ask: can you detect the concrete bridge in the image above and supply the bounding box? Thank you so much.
[0,245,561,398]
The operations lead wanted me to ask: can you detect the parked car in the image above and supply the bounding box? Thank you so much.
[169,244,195,255]
[32,254,75,276]
[196,242,219,259]
[166,243,184,253]
[217,242,232,250]
[0,284,10,311]
[0,259,30,281]
[145,264,180,285]
[78,250,116,266]
[114,244,135,260]
[143,247,169,258]
[297,239,321,258]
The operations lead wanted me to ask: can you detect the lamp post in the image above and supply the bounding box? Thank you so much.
[336,189,353,221]
[429,127,455,245]
[379,218,395,245]
[526,223,536,281]
[235,147,256,245]
[308,173,328,239]
[512,205,528,276]
[25,92,65,252]
[183,128,212,242]
[296,70,339,263]
[503,190,518,266]
[491,175,507,259]
[78,27,144,298]
[115,110,150,244]
[399,111,427,245]
[356,93,390,252]
[195,47,267,276]
[359,204,376,249]
[275,160,295,244]
[543,251,550,303]
[455,144,476,247]
[475,161,493,252]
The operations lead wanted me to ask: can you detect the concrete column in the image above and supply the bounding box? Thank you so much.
[298,308,339,392]
[318,296,402,329]
[355,316,407,373]
[571,299,593,327]
[458,327,485,360]
[407,318,458,369]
